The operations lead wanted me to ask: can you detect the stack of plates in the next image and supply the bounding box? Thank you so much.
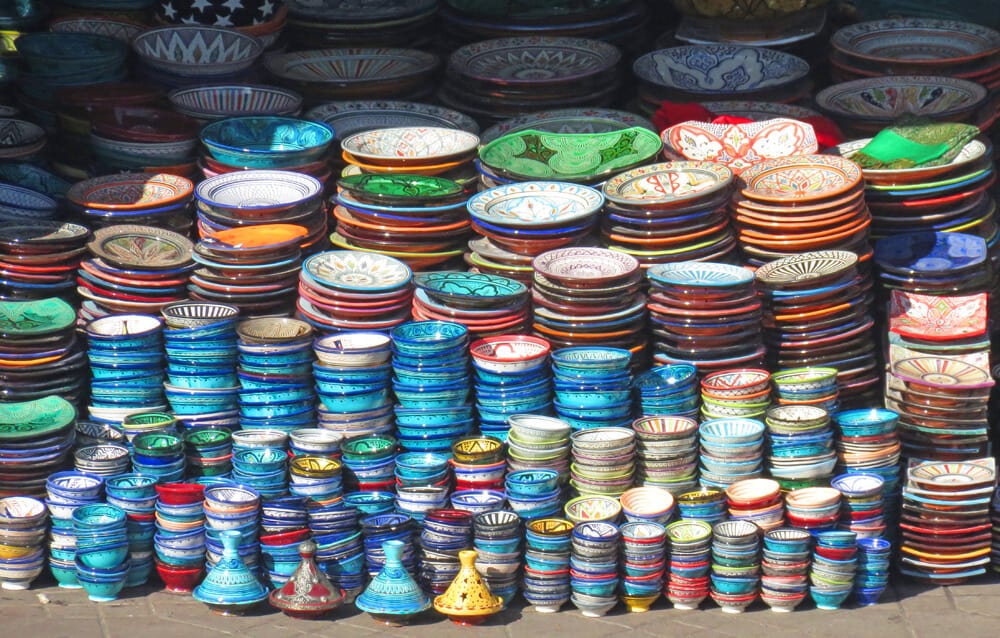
[756,250,879,404]
[264,48,441,104]
[835,137,996,242]
[899,460,995,585]
[412,272,530,338]
[0,183,58,225]
[79,224,195,318]
[285,0,438,48]
[531,247,647,357]
[600,162,738,266]
[632,46,811,116]
[338,126,479,179]
[191,224,306,316]
[437,37,623,124]
[66,172,195,234]
[0,298,85,406]
[0,222,90,301]
[886,356,993,461]
[298,251,413,333]
[332,172,473,271]
[631,416,699,495]
[478,127,662,186]
[86,106,200,177]
[699,369,771,423]
[829,19,1000,91]
[771,367,840,413]
[86,315,167,424]
[646,262,763,372]
[633,363,699,420]
[466,181,603,278]
[0,396,77,497]
[734,155,870,266]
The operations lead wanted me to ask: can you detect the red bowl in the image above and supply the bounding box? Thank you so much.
[155,482,206,505]
[155,560,204,594]
[91,105,199,143]
[260,527,312,546]
[814,546,858,561]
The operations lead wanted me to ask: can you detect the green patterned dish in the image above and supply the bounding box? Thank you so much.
[337,174,465,205]
[0,298,75,337]
[478,127,662,184]
[0,396,76,441]
[413,271,527,307]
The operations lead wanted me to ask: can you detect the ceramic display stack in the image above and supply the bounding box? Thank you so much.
[700,369,772,424]
[532,248,648,360]
[619,520,667,612]
[472,510,521,607]
[709,520,761,614]
[760,527,812,612]
[184,427,234,480]
[203,485,261,574]
[132,432,185,483]
[665,519,713,610]
[784,487,842,533]
[522,517,574,613]
[289,428,343,460]
[312,331,394,439]
[898,459,995,585]
[412,272,532,339]
[153,482,206,595]
[232,446,288,500]
[236,317,316,433]
[854,537,892,606]
[764,405,837,488]
[311,502,365,601]
[504,415,572,487]
[105,473,158,587]
[756,250,880,408]
[831,472,887,540]
[675,488,727,525]
[570,521,620,618]
[0,496,47,591]
[646,262,762,373]
[551,346,633,431]
[771,367,840,413]
[698,418,766,489]
[0,396,78,497]
[341,434,397,494]
[631,416,700,496]
[417,508,474,596]
[570,428,636,498]
[808,530,857,610]
[390,320,472,454]
[469,335,552,440]
[633,364,699,420]
[362,513,417,580]
[0,222,89,302]
[74,443,131,478]
[449,434,506,501]
[725,478,785,534]
[73,503,130,602]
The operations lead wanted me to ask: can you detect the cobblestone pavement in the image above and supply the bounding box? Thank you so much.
[5,574,1000,638]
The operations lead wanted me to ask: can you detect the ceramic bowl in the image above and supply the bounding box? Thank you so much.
[340,126,479,166]
[633,46,809,96]
[815,76,989,125]
[564,496,622,524]
[199,116,335,169]
[313,332,391,367]
[469,335,550,373]
[168,84,303,121]
[131,26,263,77]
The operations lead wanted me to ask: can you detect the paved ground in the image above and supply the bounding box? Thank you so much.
[4,574,1000,638]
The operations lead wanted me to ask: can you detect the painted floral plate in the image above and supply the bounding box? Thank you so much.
[0,396,76,441]
[447,36,621,87]
[337,173,465,205]
[87,224,194,270]
[413,271,527,308]
[340,126,480,166]
[302,250,412,292]
[632,45,810,95]
[533,247,639,286]
[663,118,818,174]
[739,154,863,203]
[480,108,655,145]
[467,181,604,228]
[602,161,733,208]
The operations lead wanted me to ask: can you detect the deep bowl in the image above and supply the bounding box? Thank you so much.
[199,116,335,169]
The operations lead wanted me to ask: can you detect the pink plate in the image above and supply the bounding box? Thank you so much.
[889,290,987,342]
[664,118,818,175]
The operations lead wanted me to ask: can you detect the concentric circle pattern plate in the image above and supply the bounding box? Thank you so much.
[754,250,858,286]
[448,36,621,85]
[647,261,754,288]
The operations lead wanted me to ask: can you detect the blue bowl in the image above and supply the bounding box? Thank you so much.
[199,116,335,168]
[390,321,468,353]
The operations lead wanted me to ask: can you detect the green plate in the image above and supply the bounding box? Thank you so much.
[337,173,465,204]
[0,396,77,441]
[479,127,662,183]
[0,297,76,337]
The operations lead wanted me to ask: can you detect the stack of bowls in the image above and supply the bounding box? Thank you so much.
[412,272,530,339]
[260,526,311,588]
[73,503,130,602]
[232,447,289,499]
[236,317,316,432]
[450,435,506,495]
[305,501,362,596]
[184,427,233,479]
[646,262,762,372]
[831,472,886,540]
[105,474,157,587]
[395,453,449,491]
[522,517,574,613]
[470,335,552,439]
[619,521,666,612]
[0,297,84,406]
[570,521,620,618]
[709,520,761,614]
[313,332,394,438]
[290,428,343,459]
[725,478,785,534]
[472,510,521,606]
[337,126,479,188]
[700,369,771,422]
[809,530,858,610]
[0,396,77,497]
[79,223,194,318]
[676,488,727,524]
[619,485,675,525]
[765,405,837,486]
[153,482,206,593]
[395,485,449,523]
[506,414,572,484]
[341,434,396,493]
[46,472,104,589]
[262,495,308,544]
[665,519,713,610]
[132,432,185,483]
[698,418,766,489]
[203,485,261,572]
[86,106,199,175]
[85,315,166,424]
[505,470,561,520]
[168,84,303,124]
[771,367,840,413]
[784,487,841,532]
[532,248,647,356]
[601,163,738,268]
[131,26,263,88]
[74,444,132,478]
[418,508,474,595]
[119,413,177,446]
[0,496,47,591]
[552,346,633,430]
[289,455,342,504]
[570,428,636,498]
[361,513,416,577]
[853,537,891,606]
[564,495,622,526]
[299,250,413,334]
[391,321,472,453]
[760,527,812,612]
[231,429,289,454]
[633,364,699,420]
[631,416,700,495]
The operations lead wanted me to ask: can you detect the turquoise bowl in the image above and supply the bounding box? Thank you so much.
[76,572,127,602]
[200,116,334,168]
[390,320,468,354]
[76,543,129,570]
[316,386,390,412]
[553,388,630,409]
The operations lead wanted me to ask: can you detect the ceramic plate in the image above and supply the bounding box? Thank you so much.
[479,127,661,183]
[67,172,193,210]
[889,291,987,341]
[533,247,639,284]
[480,108,655,145]
[87,224,194,270]
[264,48,439,84]
[740,155,862,202]
[754,250,858,287]
[195,170,323,210]
[305,100,478,140]
[647,262,754,288]
[340,126,479,165]
[664,118,818,174]
[815,76,987,121]
[0,396,76,441]
[893,356,993,389]
[831,19,1000,65]
[0,221,89,246]
[633,45,810,94]
[447,36,621,85]
[468,181,604,228]
[602,161,733,207]
[834,138,989,184]
[303,250,412,292]
[413,271,527,306]
[287,0,437,20]
[874,231,986,274]
[337,173,464,205]
[0,298,75,337]
[909,461,996,489]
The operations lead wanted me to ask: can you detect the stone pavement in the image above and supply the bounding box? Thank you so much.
[5,574,1000,638]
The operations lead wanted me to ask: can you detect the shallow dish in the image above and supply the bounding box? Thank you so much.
[340,126,478,166]
[131,26,263,76]
[633,45,809,95]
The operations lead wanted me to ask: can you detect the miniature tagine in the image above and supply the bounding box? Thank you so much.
[269,540,346,619]
[192,529,268,615]
[433,549,503,626]
[355,539,432,626]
